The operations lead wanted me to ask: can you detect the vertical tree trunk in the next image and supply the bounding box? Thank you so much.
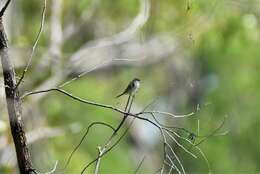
[0,2,33,173]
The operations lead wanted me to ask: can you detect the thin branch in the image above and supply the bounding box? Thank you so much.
[151,112,219,174]
[23,87,225,174]
[45,161,58,174]
[153,116,180,174]
[16,0,47,89]
[166,141,186,174]
[94,146,102,174]
[91,95,134,173]
[60,57,145,88]
[23,88,193,139]
[169,131,212,174]
[134,156,146,174]
[165,131,197,159]
[80,116,136,174]
[59,59,111,88]
[150,112,194,135]
[22,88,195,121]
[141,110,195,118]
[22,88,125,113]
[166,155,180,174]
[63,122,115,170]
[161,127,184,174]
[168,164,173,174]
[196,147,211,174]
[194,116,227,146]
[150,113,197,159]
[33,161,58,174]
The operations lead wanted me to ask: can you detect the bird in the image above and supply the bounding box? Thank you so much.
[116,78,140,98]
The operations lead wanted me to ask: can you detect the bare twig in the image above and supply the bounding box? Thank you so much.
[80,114,137,174]
[166,155,180,174]
[141,110,194,118]
[158,121,185,174]
[23,88,194,119]
[63,122,115,170]
[59,59,111,88]
[134,156,146,174]
[150,113,197,159]
[22,88,130,116]
[194,116,227,146]
[22,87,226,174]
[196,147,211,174]
[45,161,58,174]
[91,95,134,173]
[32,161,58,174]
[167,141,186,174]
[165,131,197,159]
[16,0,47,89]
[22,88,179,134]
[94,146,102,174]
[60,56,145,89]
[169,131,212,174]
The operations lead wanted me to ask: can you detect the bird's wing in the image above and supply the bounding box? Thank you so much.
[116,81,133,98]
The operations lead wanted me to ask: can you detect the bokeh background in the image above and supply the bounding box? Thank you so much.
[1,0,260,173]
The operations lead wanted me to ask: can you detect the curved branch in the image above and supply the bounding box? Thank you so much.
[22,88,194,119]
[63,122,115,170]
[80,117,137,174]
[87,95,134,173]
[22,88,127,114]
[68,0,150,64]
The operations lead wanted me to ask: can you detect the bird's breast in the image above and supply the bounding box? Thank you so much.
[135,81,140,89]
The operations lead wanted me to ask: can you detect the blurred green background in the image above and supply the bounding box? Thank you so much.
[0,0,260,173]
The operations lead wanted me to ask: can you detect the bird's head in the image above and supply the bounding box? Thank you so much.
[133,78,140,82]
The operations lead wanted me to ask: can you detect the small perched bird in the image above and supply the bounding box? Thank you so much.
[116,78,140,98]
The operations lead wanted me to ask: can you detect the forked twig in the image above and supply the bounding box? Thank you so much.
[194,116,227,146]
[22,86,226,174]
[90,95,134,173]
[64,94,135,173]
[80,113,137,174]
[63,122,115,170]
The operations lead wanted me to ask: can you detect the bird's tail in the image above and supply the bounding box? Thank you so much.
[116,92,124,98]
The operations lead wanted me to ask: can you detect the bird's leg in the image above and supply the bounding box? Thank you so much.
[127,94,135,114]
